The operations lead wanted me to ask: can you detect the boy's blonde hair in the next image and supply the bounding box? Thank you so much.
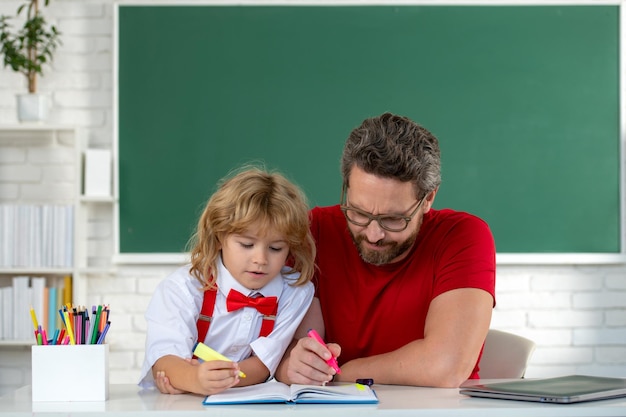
[188,166,315,289]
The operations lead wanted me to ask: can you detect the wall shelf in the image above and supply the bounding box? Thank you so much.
[0,126,114,346]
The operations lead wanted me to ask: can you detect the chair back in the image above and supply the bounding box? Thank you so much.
[479,329,536,379]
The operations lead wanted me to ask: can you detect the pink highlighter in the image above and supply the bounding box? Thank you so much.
[307,328,341,374]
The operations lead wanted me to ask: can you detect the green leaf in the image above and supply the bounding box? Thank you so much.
[0,0,61,92]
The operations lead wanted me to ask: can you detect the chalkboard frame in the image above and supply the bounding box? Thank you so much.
[113,1,625,265]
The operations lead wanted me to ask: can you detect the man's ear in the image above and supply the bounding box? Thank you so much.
[422,186,439,213]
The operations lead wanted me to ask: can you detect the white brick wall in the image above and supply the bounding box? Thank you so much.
[1,0,625,397]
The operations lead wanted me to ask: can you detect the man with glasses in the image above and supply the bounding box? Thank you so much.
[275,112,496,387]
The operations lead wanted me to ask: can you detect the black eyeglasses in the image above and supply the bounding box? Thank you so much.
[340,184,426,232]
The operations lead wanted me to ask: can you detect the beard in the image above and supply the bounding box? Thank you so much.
[350,227,419,266]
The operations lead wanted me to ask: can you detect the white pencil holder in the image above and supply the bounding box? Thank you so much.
[31,344,109,401]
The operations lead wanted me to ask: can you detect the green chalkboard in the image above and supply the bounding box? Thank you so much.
[117,5,620,254]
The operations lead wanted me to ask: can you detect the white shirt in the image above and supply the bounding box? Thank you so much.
[138,256,314,388]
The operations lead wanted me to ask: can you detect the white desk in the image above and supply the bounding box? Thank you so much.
[1,383,626,416]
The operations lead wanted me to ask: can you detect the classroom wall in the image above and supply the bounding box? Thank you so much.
[0,0,625,396]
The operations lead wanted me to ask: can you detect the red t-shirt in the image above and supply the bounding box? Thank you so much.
[310,206,496,379]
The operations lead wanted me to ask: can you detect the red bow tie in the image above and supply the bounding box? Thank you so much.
[226,289,278,316]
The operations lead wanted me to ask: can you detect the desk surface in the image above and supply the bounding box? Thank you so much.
[1,383,626,416]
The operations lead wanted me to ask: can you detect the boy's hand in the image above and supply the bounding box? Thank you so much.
[154,357,242,396]
[154,357,198,395]
[155,370,187,395]
[195,360,242,395]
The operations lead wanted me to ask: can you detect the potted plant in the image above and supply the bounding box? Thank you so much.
[0,0,61,122]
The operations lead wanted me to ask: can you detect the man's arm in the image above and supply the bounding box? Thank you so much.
[336,288,492,387]
[277,288,492,387]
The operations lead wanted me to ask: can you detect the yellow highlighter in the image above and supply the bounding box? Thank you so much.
[29,307,39,331]
[193,342,246,378]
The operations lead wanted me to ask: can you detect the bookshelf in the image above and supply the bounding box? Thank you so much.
[0,125,115,346]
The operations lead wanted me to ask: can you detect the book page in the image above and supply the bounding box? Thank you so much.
[203,379,291,404]
[203,380,378,405]
[291,383,378,402]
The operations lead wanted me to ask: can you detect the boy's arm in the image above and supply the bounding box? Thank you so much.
[152,355,241,395]
[237,356,270,386]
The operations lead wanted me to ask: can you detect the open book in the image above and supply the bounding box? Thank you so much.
[202,378,379,405]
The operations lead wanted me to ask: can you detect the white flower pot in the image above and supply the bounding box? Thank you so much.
[16,93,50,123]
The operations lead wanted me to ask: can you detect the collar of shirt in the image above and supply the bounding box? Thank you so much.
[215,253,284,300]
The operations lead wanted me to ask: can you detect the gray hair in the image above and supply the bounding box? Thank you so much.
[340,112,441,198]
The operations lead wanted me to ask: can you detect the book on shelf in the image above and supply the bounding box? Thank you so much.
[0,289,3,339]
[84,149,112,197]
[48,286,57,334]
[0,204,74,268]
[202,378,379,405]
[0,275,72,341]
[12,276,30,340]
[1,287,12,339]
[63,275,72,306]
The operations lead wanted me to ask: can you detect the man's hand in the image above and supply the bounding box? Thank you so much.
[284,336,341,385]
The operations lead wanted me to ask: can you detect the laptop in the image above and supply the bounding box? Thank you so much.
[460,375,626,404]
